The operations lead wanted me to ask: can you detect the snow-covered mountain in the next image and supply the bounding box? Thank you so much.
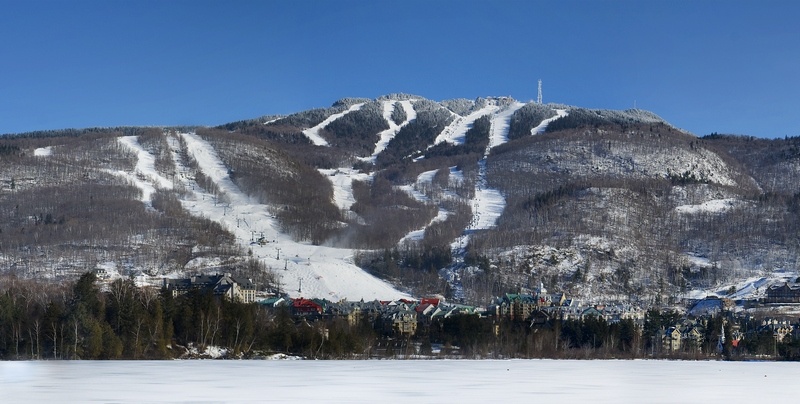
[2,95,799,305]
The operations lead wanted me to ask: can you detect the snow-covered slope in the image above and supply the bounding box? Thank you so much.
[178,132,410,300]
[302,103,365,146]
[434,102,500,146]
[369,100,417,161]
[11,93,796,307]
[112,132,410,300]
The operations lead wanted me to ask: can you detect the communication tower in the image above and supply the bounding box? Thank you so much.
[537,79,543,104]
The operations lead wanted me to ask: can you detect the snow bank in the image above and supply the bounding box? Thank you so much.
[33,146,52,156]
[675,198,746,214]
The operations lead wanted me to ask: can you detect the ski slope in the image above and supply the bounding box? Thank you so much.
[434,102,500,146]
[488,101,525,149]
[368,100,417,161]
[322,100,417,213]
[317,167,370,211]
[302,103,365,146]
[113,136,174,205]
[111,98,567,301]
[177,132,410,301]
[115,132,409,301]
[531,108,568,134]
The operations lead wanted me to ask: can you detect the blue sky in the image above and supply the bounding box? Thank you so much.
[1,0,798,138]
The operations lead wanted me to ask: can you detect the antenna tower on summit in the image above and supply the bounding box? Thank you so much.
[537,79,543,104]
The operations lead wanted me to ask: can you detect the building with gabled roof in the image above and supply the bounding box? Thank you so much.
[163,273,256,303]
[765,282,800,304]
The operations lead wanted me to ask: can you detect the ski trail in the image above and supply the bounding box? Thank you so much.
[323,100,416,212]
[398,208,450,244]
[438,102,523,300]
[434,103,501,146]
[317,167,370,211]
[302,103,365,146]
[111,136,174,205]
[488,101,525,149]
[367,100,417,162]
[531,109,568,135]
[461,101,526,235]
[173,132,410,301]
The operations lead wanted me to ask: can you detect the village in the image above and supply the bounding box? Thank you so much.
[158,271,800,359]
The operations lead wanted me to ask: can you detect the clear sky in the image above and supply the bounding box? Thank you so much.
[1,0,798,138]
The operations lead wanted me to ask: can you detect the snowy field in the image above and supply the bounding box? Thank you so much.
[2,359,798,403]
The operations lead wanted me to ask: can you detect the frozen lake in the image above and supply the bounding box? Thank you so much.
[2,359,798,403]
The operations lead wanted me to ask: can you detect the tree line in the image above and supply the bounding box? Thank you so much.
[6,272,800,360]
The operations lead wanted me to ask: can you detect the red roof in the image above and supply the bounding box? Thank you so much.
[292,298,323,313]
[420,298,440,307]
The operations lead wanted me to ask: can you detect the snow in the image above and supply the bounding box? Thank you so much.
[173,133,410,301]
[488,101,525,149]
[318,167,370,211]
[366,100,416,162]
[302,103,365,146]
[434,102,500,146]
[531,108,568,134]
[2,360,797,403]
[416,168,438,185]
[321,100,417,218]
[675,198,746,214]
[106,133,409,300]
[112,136,174,204]
[33,146,52,156]
[398,208,449,244]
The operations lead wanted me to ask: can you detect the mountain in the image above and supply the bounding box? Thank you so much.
[1,95,799,305]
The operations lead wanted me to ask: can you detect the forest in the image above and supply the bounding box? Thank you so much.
[2,273,798,360]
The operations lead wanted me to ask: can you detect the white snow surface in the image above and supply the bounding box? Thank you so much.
[115,133,408,300]
[531,108,568,134]
[398,208,449,244]
[488,101,525,149]
[3,360,796,403]
[367,100,416,161]
[175,132,409,301]
[33,146,52,156]
[318,167,370,211]
[302,103,365,146]
[322,100,417,214]
[434,102,500,146]
[675,198,746,214]
[108,136,174,204]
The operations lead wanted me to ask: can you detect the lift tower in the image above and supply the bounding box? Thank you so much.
[537,79,543,104]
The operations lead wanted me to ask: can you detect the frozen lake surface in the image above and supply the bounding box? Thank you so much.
[2,359,798,403]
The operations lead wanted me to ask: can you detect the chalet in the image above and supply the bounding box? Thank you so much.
[498,293,539,321]
[580,306,605,320]
[529,309,552,326]
[759,318,794,342]
[326,301,362,326]
[682,323,705,352]
[383,309,418,337]
[163,273,257,303]
[765,282,800,304]
[292,298,324,318]
[662,326,682,352]
[259,296,288,308]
